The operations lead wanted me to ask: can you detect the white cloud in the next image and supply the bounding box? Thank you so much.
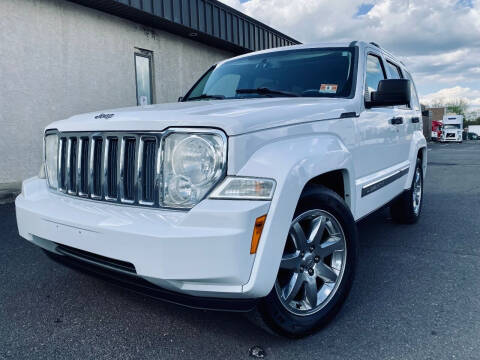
[220,0,480,105]
[421,86,480,106]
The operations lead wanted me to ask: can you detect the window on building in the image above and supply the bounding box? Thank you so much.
[135,50,154,106]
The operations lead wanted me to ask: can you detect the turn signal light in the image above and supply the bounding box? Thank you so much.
[250,215,267,254]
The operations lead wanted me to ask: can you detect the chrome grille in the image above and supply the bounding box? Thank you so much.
[55,132,161,207]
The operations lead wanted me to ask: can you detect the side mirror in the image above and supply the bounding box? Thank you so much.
[178,96,184,102]
[367,79,411,108]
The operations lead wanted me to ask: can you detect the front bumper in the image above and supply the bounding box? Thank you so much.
[16,177,271,299]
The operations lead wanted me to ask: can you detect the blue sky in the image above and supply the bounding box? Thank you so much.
[221,0,480,109]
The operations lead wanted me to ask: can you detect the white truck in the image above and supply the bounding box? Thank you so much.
[441,115,463,142]
[15,41,427,337]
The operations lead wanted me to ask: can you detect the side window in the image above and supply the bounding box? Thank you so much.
[386,61,409,109]
[386,61,403,79]
[135,50,154,106]
[405,71,420,110]
[365,54,386,102]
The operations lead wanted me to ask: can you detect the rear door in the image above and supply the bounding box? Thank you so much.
[385,60,412,165]
[404,70,423,142]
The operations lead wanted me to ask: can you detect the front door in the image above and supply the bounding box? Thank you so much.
[353,51,407,218]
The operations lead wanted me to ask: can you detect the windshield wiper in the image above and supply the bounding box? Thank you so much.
[186,94,226,101]
[236,87,299,97]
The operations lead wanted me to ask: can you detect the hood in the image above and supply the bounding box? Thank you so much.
[47,98,358,136]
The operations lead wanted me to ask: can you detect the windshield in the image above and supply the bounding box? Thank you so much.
[183,48,356,101]
[444,124,461,129]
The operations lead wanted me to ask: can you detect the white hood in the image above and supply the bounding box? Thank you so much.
[47,98,358,136]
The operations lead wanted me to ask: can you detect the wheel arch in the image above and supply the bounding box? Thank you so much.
[237,134,356,298]
[417,146,427,178]
[302,169,352,209]
[405,132,427,188]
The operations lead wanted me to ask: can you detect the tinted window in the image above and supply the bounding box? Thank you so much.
[184,48,356,100]
[386,61,403,79]
[365,54,386,101]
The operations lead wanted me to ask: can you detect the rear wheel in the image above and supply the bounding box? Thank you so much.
[390,158,423,224]
[259,186,358,338]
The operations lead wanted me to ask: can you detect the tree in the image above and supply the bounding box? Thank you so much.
[445,99,468,118]
[427,98,478,126]
[428,98,468,117]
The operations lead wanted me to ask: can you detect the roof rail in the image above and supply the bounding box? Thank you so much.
[369,42,381,48]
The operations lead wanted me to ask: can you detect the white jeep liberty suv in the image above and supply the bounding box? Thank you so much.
[16,41,427,337]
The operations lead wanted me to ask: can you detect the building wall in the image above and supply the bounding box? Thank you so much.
[0,0,233,185]
[426,107,446,122]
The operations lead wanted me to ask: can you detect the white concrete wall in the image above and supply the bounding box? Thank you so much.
[0,0,233,185]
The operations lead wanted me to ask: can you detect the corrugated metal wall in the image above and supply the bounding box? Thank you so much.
[70,0,300,54]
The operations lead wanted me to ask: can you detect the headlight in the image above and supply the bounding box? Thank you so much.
[162,131,226,208]
[45,134,59,189]
[209,177,276,200]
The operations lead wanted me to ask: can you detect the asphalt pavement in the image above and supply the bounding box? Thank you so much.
[1,141,479,360]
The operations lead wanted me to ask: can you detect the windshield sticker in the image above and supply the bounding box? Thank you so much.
[319,84,338,94]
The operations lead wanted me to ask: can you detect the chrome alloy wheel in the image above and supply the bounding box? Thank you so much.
[275,210,347,316]
[412,166,423,215]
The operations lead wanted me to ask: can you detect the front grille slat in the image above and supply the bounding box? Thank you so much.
[68,137,78,194]
[54,132,162,208]
[141,138,157,203]
[79,138,89,196]
[95,138,103,197]
[76,138,82,196]
[105,138,118,200]
[123,138,137,202]
[58,138,67,192]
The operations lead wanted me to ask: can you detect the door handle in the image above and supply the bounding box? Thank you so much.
[411,117,420,123]
[390,117,404,125]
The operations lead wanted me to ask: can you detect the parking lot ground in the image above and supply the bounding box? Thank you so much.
[1,141,480,360]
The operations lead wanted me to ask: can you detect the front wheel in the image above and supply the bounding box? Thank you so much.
[259,186,358,338]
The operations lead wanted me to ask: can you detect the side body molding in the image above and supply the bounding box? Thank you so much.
[235,134,355,297]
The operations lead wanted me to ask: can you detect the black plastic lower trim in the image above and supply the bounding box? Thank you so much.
[44,249,259,312]
[56,243,137,274]
[361,167,409,197]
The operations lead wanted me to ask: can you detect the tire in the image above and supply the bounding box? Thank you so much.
[258,186,358,338]
[390,158,423,224]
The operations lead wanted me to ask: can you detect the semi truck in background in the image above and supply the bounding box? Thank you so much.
[431,120,443,141]
[441,115,463,143]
